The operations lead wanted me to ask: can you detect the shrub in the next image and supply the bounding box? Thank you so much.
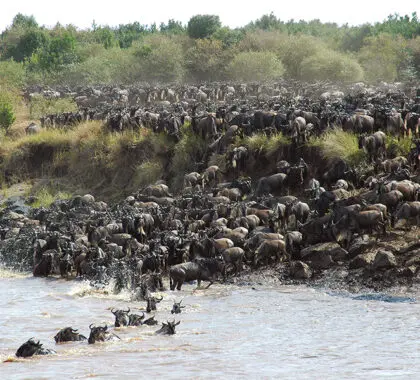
[0,60,26,89]
[358,33,410,83]
[277,34,324,79]
[138,35,185,83]
[227,51,284,81]
[0,94,16,132]
[185,38,230,81]
[301,50,364,82]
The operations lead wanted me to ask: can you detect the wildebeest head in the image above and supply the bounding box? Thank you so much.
[155,320,180,335]
[16,338,56,357]
[146,296,163,313]
[171,299,186,314]
[111,307,131,327]
[54,327,87,343]
[88,324,110,344]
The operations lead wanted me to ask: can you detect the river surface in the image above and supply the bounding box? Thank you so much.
[0,269,419,379]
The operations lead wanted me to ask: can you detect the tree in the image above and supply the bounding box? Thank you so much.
[185,38,229,81]
[160,19,185,35]
[12,13,38,29]
[212,27,243,48]
[187,15,221,39]
[5,29,49,62]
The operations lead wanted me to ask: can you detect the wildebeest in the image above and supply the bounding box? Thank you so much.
[254,239,288,266]
[88,324,120,344]
[171,299,186,314]
[143,316,159,325]
[155,320,180,335]
[146,296,163,313]
[358,131,386,163]
[111,307,145,327]
[393,201,420,226]
[54,327,87,343]
[16,338,56,357]
[255,173,287,196]
[221,247,245,277]
[33,252,53,277]
[169,257,224,290]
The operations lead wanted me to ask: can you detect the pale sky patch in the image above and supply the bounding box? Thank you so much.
[1,0,419,32]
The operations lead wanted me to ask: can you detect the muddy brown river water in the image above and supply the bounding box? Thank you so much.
[0,269,419,379]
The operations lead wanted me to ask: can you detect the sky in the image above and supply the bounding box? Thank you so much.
[1,0,419,32]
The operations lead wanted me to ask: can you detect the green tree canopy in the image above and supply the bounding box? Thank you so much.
[187,15,221,39]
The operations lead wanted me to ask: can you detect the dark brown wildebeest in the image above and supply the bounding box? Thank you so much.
[169,258,224,290]
[54,327,87,343]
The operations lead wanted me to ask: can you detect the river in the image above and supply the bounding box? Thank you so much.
[0,269,419,379]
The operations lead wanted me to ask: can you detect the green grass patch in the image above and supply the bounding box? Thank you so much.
[385,135,412,157]
[309,129,366,166]
[30,186,72,208]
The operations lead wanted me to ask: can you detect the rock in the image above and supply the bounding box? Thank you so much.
[301,242,347,264]
[372,250,397,270]
[308,252,334,269]
[289,261,312,279]
[349,251,377,269]
[348,235,375,258]
[82,194,95,204]
[404,249,420,267]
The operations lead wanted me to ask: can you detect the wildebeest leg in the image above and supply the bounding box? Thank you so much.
[205,280,213,289]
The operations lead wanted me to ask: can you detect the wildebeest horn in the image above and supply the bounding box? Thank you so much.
[71,328,78,332]
[175,321,180,326]
[89,324,94,330]
[111,308,116,314]
[125,307,130,313]
[157,296,163,302]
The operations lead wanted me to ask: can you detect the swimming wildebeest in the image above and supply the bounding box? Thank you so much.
[143,315,159,325]
[146,296,163,313]
[88,324,120,344]
[155,320,180,335]
[16,338,56,357]
[111,307,145,327]
[169,257,225,290]
[171,299,186,314]
[54,327,87,343]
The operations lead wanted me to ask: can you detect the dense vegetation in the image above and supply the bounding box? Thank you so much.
[1,12,420,90]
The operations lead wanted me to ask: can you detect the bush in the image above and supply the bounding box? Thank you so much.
[0,60,26,89]
[227,51,284,81]
[0,94,16,132]
[277,34,324,79]
[300,50,364,82]
[138,35,185,83]
[358,33,410,83]
[185,38,230,81]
